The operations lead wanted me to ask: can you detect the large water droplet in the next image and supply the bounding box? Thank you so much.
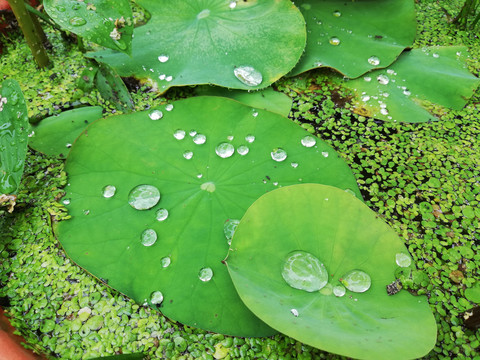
[377,74,390,85]
[197,9,211,19]
[183,151,193,160]
[158,55,169,63]
[301,135,316,148]
[245,135,255,143]
[128,185,160,210]
[200,182,216,192]
[368,56,380,66]
[141,229,157,246]
[215,143,234,158]
[329,37,340,46]
[340,270,371,293]
[199,267,213,282]
[102,185,116,198]
[271,148,287,162]
[150,291,163,305]
[174,129,185,140]
[161,256,171,268]
[395,253,412,268]
[282,251,328,292]
[234,66,263,87]
[149,110,163,120]
[193,134,206,145]
[224,219,240,245]
[156,208,169,221]
[70,16,86,26]
[333,285,346,297]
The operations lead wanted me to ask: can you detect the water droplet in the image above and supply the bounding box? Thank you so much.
[229,1,237,9]
[291,309,299,317]
[403,89,411,96]
[159,74,166,80]
[364,76,372,82]
[199,267,213,282]
[102,185,116,198]
[197,9,210,19]
[322,151,329,158]
[380,108,389,115]
[271,148,287,162]
[56,5,66,12]
[252,111,258,117]
[234,66,263,86]
[174,129,186,140]
[215,143,235,158]
[150,291,163,305]
[301,135,316,148]
[193,134,206,145]
[377,74,390,85]
[344,188,356,197]
[156,208,169,221]
[62,198,71,205]
[237,145,249,156]
[245,135,255,143]
[158,55,169,63]
[340,270,371,293]
[189,130,197,137]
[333,10,341,17]
[386,69,396,75]
[395,253,412,267]
[128,185,160,210]
[161,256,171,268]
[361,95,370,102]
[368,56,380,66]
[83,209,90,215]
[329,37,340,46]
[333,285,346,297]
[224,219,240,245]
[197,173,203,179]
[141,229,157,246]
[200,182,215,192]
[71,3,81,10]
[165,104,174,111]
[165,76,173,82]
[282,251,328,292]
[149,110,163,120]
[183,151,193,160]
[0,173,16,194]
[433,53,439,58]
[69,16,86,26]
[291,162,298,168]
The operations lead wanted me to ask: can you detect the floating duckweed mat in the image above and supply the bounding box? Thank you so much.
[56,96,361,336]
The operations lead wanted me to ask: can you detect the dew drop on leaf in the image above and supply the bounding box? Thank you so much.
[333,285,346,297]
[158,55,169,63]
[340,270,371,293]
[62,198,71,205]
[161,256,171,268]
[237,145,249,156]
[332,10,341,17]
[329,37,340,46]
[301,135,316,148]
[215,143,235,158]
[173,129,186,140]
[183,151,193,160]
[200,182,216,192]
[245,135,255,143]
[271,148,287,162]
[165,104,174,111]
[69,16,87,26]
[291,308,299,317]
[193,134,206,145]
[395,253,412,268]
[102,185,116,198]
[234,66,263,87]
[224,219,240,245]
[150,291,164,305]
[282,251,328,292]
[141,229,157,246]
[377,74,390,85]
[149,110,163,120]
[128,185,160,210]
[199,267,213,282]
[368,56,380,66]
[156,208,169,221]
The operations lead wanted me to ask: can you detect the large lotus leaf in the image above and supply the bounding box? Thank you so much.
[44,0,133,54]
[226,184,437,359]
[56,96,361,336]
[290,0,416,78]
[340,46,480,122]
[28,107,103,159]
[88,0,306,93]
[0,79,29,194]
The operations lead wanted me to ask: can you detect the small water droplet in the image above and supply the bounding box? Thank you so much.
[165,75,173,82]
[173,129,186,140]
[403,89,411,96]
[252,111,258,117]
[149,110,163,120]
[197,173,203,179]
[245,135,255,143]
[200,182,216,192]
[183,151,193,160]
[282,251,328,292]
[102,185,116,198]
[364,76,372,82]
[158,55,169,63]
[189,130,197,137]
[271,148,287,162]
[62,198,71,205]
[433,53,439,58]
[56,5,66,12]
[159,74,166,80]
[377,74,390,85]
[161,256,171,268]
[237,145,249,156]
[368,56,380,66]
[199,267,213,282]
[216,143,235,158]
[291,309,299,317]
[150,291,163,305]
[322,151,329,158]
[229,1,237,9]
[141,229,157,246]
[234,66,263,86]
[197,9,211,19]
[156,208,169,221]
[224,219,240,245]
[69,16,86,26]
[396,253,412,267]
[361,95,370,102]
[329,37,340,46]
[128,185,160,210]
[340,270,371,293]
[291,162,298,168]
[193,134,206,145]
[333,10,341,17]
[301,135,316,148]
[333,285,346,297]
[83,209,90,215]
[380,108,389,115]
[165,104,174,111]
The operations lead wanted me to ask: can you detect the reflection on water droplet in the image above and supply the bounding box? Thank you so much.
[301,135,316,148]
[141,229,157,246]
[291,309,299,317]
[149,110,163,120]
[161,256,171,268]
[62,198,71,205]
[197,9,210,19]
[282,251,328,292]
[234,66,263,86]
[291,162,298,168]
[193,134,206,145]
[158,55,169,63]
[329,37,340,46]
[156,208,169,221]
[150,291,163,305]
[102,185,116,198]
[333,10,341,17]
[224,219,240,245]
[340,270,371,293]
[128,185,160,210]
[368,56,380,66]
[174,129,185,140]
[165,104,174,111]
[396,253,412,267]
[237,145,249,156]
[377,74,389,85]
[271,148,287,162]
[333,285,346,297]
[70,16,86,26]
[245,135,255,143]
[199,267,213,282]
[201,182,216,192]
[183,151,193,160]
[216,143,234,158]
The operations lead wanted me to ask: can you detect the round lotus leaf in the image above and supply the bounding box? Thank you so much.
[226,184,437,359]
[56,96,360,336]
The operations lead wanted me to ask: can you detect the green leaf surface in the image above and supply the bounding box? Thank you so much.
[44,0,133,54]
[290,0,416,78]
[95,64,134,111]
[227,184,437,359]
[0,79,30,194]
[29,107,103,159]
[194,87,293,117]
[88,0,306,93]
[340,46,480,122]
[56,96,360,336]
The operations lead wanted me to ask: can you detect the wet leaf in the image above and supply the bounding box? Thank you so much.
[56,96,360,336]
[0,79,29,194]
[291,0,416,78]
[29,107,103,159]
[227,184,437,359]
[44,0,133,54]
[88,0,306,93]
